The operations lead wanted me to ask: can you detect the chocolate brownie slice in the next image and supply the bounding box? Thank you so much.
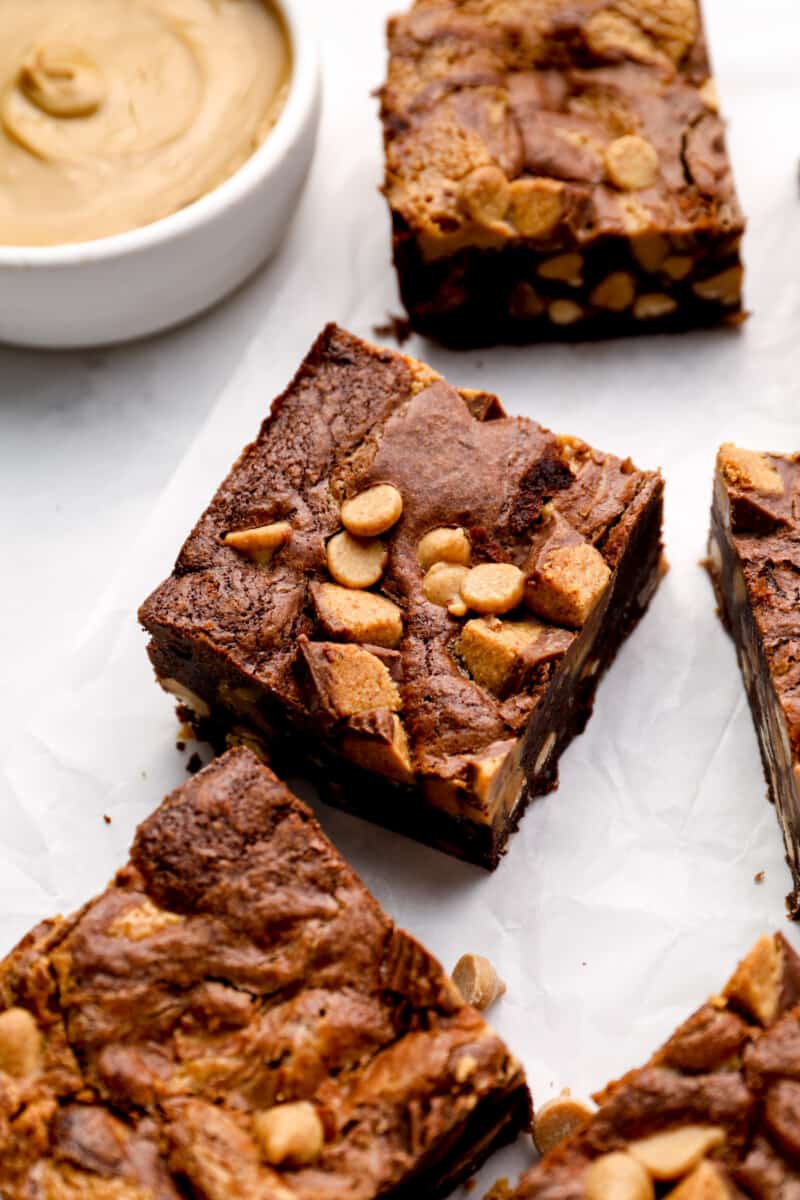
[140,324,664,868]
[514,932,800,1200]
[707,444,800,915]
[0,748,530,1200]
[380,0,745,345]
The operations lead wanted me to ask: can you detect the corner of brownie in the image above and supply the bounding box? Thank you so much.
[0,747,530,1200]
[513,931,800,1200]
[380,0,745,345]
[140,323,664,868]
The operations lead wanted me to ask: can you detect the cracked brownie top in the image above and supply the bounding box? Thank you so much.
[0,748,527,1200]
[381,0,742,258]
[139,325,661,826]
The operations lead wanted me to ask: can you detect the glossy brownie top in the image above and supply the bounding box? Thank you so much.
[140,325,660,814]
[0,748,526,1199]
[713,445,800,766]
[514,932,800,1200]
[381,0,743,256]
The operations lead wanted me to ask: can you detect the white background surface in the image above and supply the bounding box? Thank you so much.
[1,1,800,1194]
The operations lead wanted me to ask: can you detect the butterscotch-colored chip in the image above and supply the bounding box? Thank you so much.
[538,253,584,285]
[461,563,526,615]
[341,484,403,538]
[0,1008,42,1078]
[526,543,611,628]
[508,178,565,238]
[254,1101,324,1167]
[327,530,387,589]
[224,521,292,564]
[452,953,506,1011]
[717,446,784,498]
[605,136,659,191]
[549,299,584,326]
[313,582,403,648]
[692,267,743,306]
[459,164,511,228]
[668,1160,731,1200]
[722,931,784,1024]
[631,233,668,272]
[584,1153,655,1200]
[633,294,677,320]
[423,563,470,616]
[628,1126,726,1180]
[533,1093,594,1155]
[662,256,693,281]
[457,617,542,695]
[417,526,471,570]
[591,273,635,311]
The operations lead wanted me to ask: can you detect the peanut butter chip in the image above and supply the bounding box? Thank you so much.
[668,1161,730,1200]
[159,677,211,718]
[526,543,611,628]
[533,1093,594,1155]
[327,530,387,589]
[340,484,403,538]
[584,1153,655,1200]
[459,164,511,228]
[633,294,677,320]
[722,932,784,1023]
[605,136,659,191]
[417,526,472,570]
[314,582,403,648]
[224,521,292,565]
[452,953,506,1011]
[423,563,470,616]
[458,617,542,695]
[254,1101,324,1167]
[508,177,565,237]
[0,1008,43,1078]
[461,563,525,615]
[628,1126,726,1180]
[591,273,635,312]
[549,299,583,326]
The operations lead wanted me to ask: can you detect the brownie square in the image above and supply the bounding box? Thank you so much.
[514,932,800,1200]
[0,748,530,1200]
[707,444,800,916]
[140,324,664,868]
[380,0,745,345]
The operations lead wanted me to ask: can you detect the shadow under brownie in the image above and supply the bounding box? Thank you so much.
[0,748,530,1200]
[140,324,664,868]
[514,932,800,1200]
[380,0,745,346]
[707,444,800,917]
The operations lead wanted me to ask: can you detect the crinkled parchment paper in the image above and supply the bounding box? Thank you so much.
[2,0,800,1193]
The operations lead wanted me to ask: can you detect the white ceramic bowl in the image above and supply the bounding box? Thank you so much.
[0,0,320,350]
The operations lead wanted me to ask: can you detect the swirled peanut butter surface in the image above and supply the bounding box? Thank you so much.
[0,0,290,246]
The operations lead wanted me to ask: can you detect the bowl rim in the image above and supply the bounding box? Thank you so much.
[0,0,318,267]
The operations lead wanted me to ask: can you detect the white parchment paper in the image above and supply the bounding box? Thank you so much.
[2,0,800,1193]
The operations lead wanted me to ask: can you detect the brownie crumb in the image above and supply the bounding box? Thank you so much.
[372,313,412,345]
[755,870,765,883]
[176,740,186,753]
[186,752,203,775]
[463,1181,476,1193]
[103,814,111,825]
[484,1180,511,1200]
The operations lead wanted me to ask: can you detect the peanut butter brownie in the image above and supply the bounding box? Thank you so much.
[140,324,664,868]
[707,445,800,916]
[513,932,800,1200]
[380,0,744,345]
[0,748,530,1200]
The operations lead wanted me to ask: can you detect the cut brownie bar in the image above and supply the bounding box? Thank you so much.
[140,324,664,868]
[707,444,800,916]
[380,0,745,345]
[513,932,800,1200]
[0,748,530,1200]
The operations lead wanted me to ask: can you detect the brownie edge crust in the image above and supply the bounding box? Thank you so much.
[512,932,800,1200]
[380,0,745,346]
[707,444,800,916]
[0,748,530,1200]
[140,323,664,869]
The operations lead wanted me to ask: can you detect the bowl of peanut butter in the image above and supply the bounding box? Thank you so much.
[0,0,320,347]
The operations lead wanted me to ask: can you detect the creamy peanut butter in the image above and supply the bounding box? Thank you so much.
[0,0,291,246]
